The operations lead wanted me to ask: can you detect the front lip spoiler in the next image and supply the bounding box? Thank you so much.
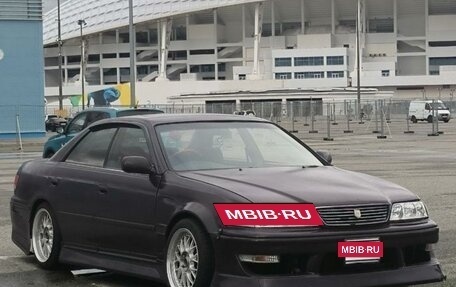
[212,259,445,287]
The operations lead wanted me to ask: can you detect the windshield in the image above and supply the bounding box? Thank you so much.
[157,122,323,171]
[430,102,448,110]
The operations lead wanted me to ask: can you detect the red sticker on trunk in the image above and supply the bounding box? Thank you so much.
[213,203,323,227]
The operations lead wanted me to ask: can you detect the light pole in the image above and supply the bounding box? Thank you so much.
[57,0,63,111]
[128,0,136,107]
[77,19,87,110]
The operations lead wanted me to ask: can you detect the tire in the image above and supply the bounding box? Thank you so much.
[31,203,61,269]
[444,120,449,123]
[166,219,214,287]
[411,116,417,123]
[427,116,433,123]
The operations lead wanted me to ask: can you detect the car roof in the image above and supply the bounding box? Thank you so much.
[91,113,269,127]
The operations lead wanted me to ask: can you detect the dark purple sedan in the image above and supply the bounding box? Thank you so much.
[11,114,445,287]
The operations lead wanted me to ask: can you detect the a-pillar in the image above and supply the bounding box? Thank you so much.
[157,18,172,82]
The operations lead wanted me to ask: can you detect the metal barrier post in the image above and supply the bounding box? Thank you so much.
[324,103,334,141]
[332,102,338,125]
[386,99,392,123]
[290,101,298,133]
[344,100,353,133]
[404,109,415,134]
[428,100,439,136]
[15,113,23,151]
[373,100,379,133]
[303,101,309,126]
[377,100,387,139]
[309,99,318,134]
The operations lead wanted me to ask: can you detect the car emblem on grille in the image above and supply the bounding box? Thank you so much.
[354,209,362,219]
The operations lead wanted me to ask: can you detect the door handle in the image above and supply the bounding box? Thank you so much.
[99,187,108,195]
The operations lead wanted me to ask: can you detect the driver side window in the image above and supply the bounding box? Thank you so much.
[67,113,87,134]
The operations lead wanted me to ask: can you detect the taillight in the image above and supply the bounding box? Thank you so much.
[13,174,19,190]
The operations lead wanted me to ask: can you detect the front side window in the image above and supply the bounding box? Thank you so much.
[66,128,117,167]
[106,127,151,170]
[157,122,323,171]
[67,113,87,134]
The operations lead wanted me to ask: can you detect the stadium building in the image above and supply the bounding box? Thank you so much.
[43,0,456,109]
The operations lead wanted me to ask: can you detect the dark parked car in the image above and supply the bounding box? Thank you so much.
[42,107,163,158]
[45,115,67,132]
[12,114,444,287]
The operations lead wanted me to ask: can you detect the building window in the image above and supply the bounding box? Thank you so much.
[201,64,215,73]
[275,58,292,67]
[381,70,390,77]
[190,49,215,55]
[295,72,325,79]
[294,57,324,66]
[327,56,344,65]
[275,73,292,80]
[430,70,440,75]
[327,71,344,78]
[119,53,130,58]
[102,53,117,59]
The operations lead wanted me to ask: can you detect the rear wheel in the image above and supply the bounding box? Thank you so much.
[411,116,417,123]
[31,203,61,269]
[427,115,433,123]
[166,219,214,287]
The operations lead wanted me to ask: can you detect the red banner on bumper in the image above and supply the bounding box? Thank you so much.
[214,203,323,227]
[338,241,384,258]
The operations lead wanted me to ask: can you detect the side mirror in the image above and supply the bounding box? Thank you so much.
[316,150,333,164]
[121,156,154,174]
[56,127,65,134]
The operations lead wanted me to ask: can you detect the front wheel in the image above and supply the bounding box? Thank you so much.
[427,115,433,123]
[31,203,61,269]
[411,116,417,123]
[166,219,214,287]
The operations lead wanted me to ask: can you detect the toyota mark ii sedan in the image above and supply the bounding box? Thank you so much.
[11,114,445,287]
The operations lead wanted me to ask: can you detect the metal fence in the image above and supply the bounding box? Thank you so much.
[40,98,455,142]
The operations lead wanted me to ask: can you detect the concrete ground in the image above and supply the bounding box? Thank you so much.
[0,120,454,286]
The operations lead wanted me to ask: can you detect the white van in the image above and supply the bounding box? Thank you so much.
[409,100,450,123]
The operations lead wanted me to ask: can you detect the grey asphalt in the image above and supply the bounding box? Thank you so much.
[0,121,455,286]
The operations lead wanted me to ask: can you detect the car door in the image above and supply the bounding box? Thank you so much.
[57,111,88,148]
[51,126,118,250]
[96,125,160,260]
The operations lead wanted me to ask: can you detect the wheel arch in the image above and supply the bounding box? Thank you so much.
[166,202,220,239]
[29,199,50,236]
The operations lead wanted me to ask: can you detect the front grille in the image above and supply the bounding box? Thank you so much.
[317,204,389,226]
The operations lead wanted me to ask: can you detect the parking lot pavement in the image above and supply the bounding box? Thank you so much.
[0,123,455,286]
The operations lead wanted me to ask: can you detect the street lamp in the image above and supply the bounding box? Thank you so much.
[57,0,63,111]
[77,19,87,110]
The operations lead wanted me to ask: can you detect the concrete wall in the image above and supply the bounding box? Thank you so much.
[0,20,45,138]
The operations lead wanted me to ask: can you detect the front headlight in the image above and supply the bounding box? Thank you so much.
[390,201,428,221]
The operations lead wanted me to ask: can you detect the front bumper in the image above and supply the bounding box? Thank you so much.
[212,221,445,287]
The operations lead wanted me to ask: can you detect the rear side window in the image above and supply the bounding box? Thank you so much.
[66,128,117,167]
[105,127,151,170]
[86,111,110,126]
[117,110,164,117]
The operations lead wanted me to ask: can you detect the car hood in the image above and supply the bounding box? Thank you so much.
[178,166,418,206]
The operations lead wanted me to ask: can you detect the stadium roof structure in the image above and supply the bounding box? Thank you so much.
[43,0,262,45]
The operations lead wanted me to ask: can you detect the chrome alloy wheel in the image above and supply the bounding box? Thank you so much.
[32,208,54,263]
[167,228,199,287]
